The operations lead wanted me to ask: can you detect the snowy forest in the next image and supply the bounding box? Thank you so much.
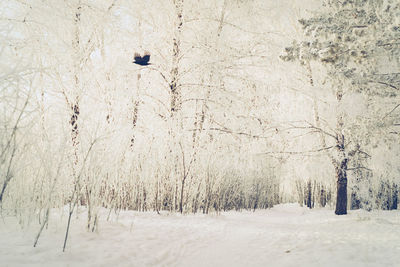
[1,0,400,266]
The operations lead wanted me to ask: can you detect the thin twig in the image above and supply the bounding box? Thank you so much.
[347,166,372,172]
[382,104,400,120]
[260,146,334,155]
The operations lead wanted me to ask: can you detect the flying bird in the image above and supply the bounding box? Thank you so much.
[133,52,151,66]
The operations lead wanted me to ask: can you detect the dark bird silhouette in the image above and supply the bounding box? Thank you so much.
[133,52,151,66]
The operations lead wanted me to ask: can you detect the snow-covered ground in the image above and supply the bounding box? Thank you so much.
[1,204,399,267]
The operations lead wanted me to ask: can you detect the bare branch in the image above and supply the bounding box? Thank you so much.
[382,104,400,119]
[283,120,337,140]
[260,146,334,155]
[368,80,399,90]
[347,166,372,172]
[207,127,270,139]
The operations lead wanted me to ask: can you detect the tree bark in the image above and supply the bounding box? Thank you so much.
[306,180,312,209]
[179,177,186,213]
[130,73,140,149]
[170,0,183,115]
[391,183,398,210]
[335,158,348,215]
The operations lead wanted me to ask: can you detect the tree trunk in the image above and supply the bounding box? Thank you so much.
[179,177,186,213]
[391,183,398,210]
[306,180,312,208]
[320,186,326,207]
[335,158,348,215]
[130,73,141,148]
[170,0,183,115]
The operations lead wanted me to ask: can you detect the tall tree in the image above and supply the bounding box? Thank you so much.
[282,0,400,214]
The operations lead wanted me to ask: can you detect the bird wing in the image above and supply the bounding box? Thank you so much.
[142,54,150,63]
[134,53,142,62]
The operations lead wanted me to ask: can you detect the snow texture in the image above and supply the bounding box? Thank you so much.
[1,204,399,267]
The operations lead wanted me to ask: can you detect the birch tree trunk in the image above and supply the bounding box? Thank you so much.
[170,0,184,115]
[334,91,348,215]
